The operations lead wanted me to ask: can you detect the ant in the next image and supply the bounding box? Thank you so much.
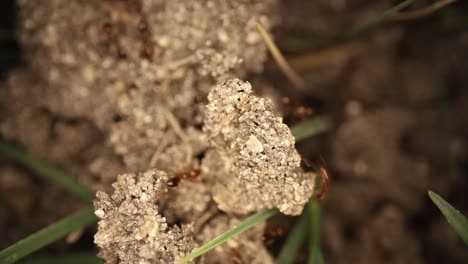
[101,22,127,59]
[101,0,154,60]
[121,0,154,60]
[138,19,154,60]
[302,157,331,201]
[282,96,315,121]
[316,165,330,201]
[263,224,287,246]
[166,168,202,188]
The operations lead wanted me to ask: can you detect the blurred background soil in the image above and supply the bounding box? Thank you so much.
[1,1,467,263]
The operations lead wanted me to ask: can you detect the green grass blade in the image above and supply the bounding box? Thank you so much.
[276,214,308,264]
[0,140,93,201]
[428,191,468,246]
[388,0,458,21]
[0,207,98,264]
[291,116,332,142]
[308,199,324,264]
[19,253,104,264]
[176,208,278,264]
[349,0,414,36]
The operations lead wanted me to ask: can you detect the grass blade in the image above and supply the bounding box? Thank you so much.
[275,214,308,264]
[0,140,93,201]
[256,21,305,89]
[428,191,468,246]
[307,199,324,264]
[176,208,278,264]
[291,116,332,142]
[19,253,104,264]
[0,207,98,264]
[349,0,414,36]
[388,0,457,21]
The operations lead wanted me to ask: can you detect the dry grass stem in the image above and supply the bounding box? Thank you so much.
[256,21,306,89]
[289,41,366,72]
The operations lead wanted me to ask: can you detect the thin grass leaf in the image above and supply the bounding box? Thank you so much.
[428,191,468,246]
[19,253,104,264]
[388,0,457,21]
[176,208,278,264]
[256,21,305,89]
[0,207,98,264]
[291,116,332,142]
[349,0,414,36]
[281,0,415,53]
[308,245,324,264]
[275,214,308,264]
[0,140,93,201]
[288,41,365,72]
[307,199,324,264]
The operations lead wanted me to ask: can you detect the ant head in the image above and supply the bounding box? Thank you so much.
[166,177,181,188]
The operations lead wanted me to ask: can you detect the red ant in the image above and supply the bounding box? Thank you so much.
[101,22,127,59]
[102,0,154,60]
[122,0,154,60]
[166,168,202,188]
[263,224,287,246]
[316,165,330,201]
[282,96,315,121]
[303,158,331,201]
[138,19,154,60]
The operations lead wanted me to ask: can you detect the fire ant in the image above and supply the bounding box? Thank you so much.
[302,158,331,201]
[138,19,154,60]
[316,165,330,201]
[101,22,127,59]
[263,224,287,246]
[166,168,202,188]
[282,96,315,121]
[122,0,154,60]
[101,0,155,60]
